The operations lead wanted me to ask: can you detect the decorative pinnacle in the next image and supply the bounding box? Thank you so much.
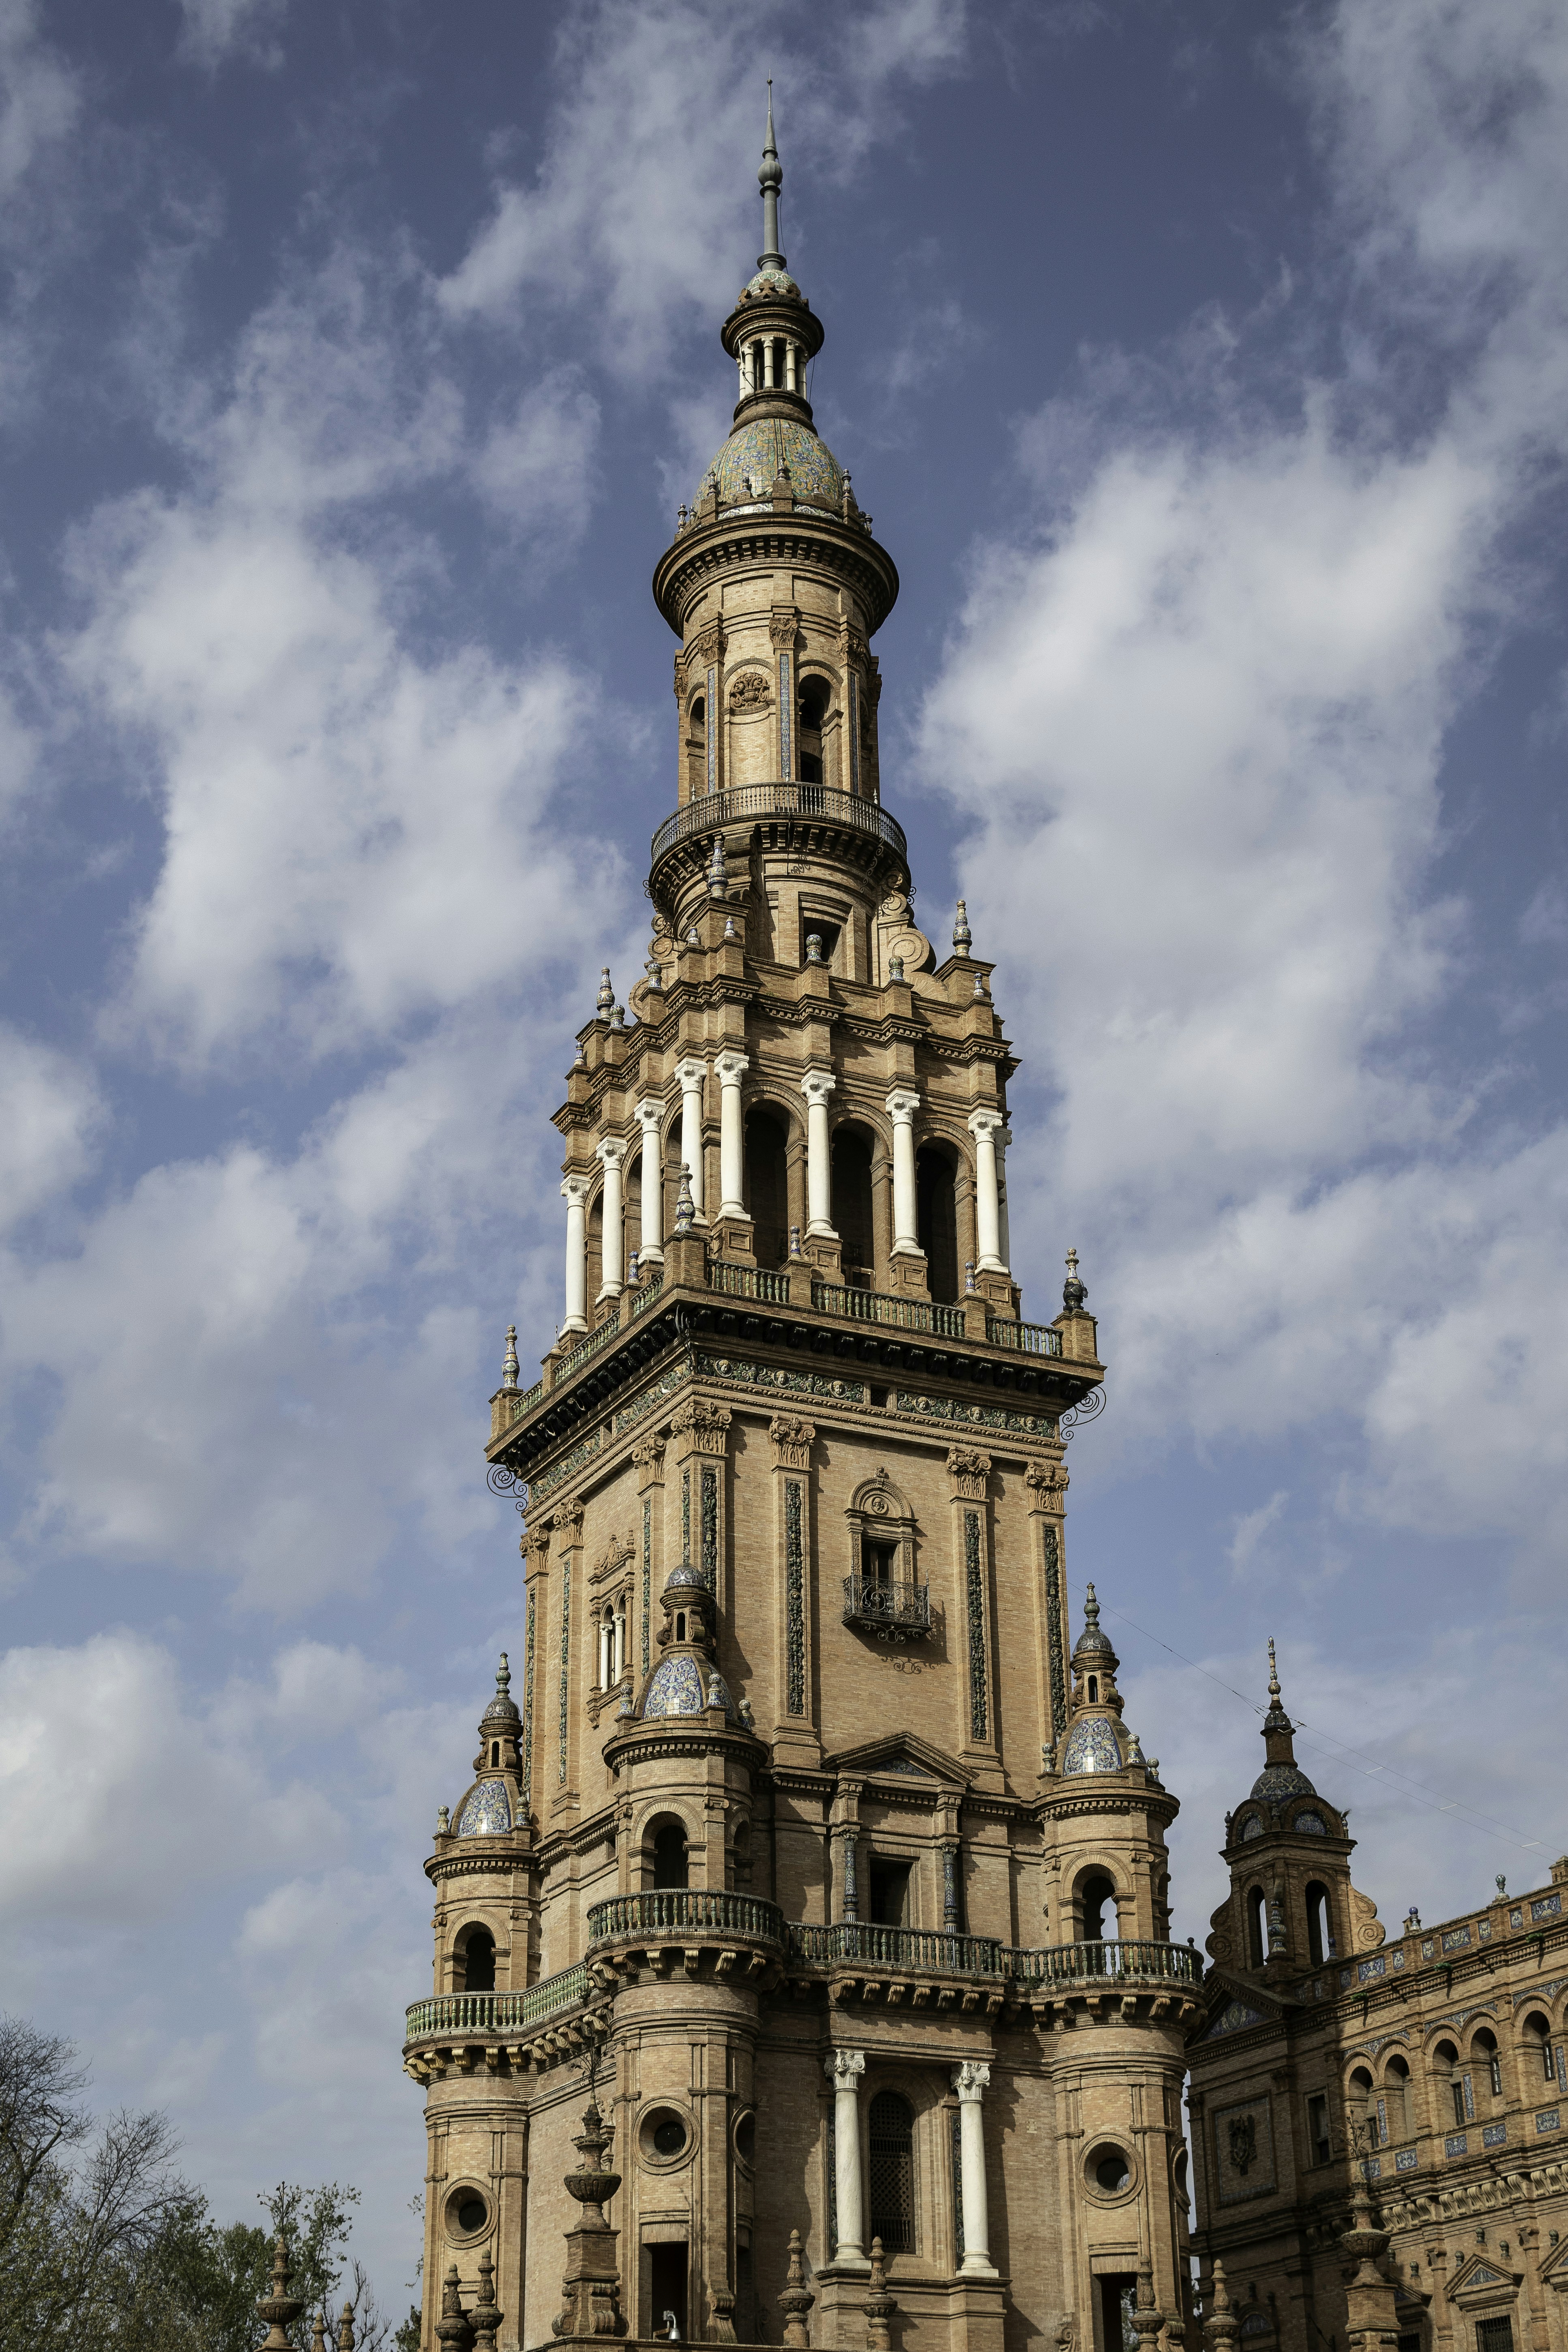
[1268,1636,1281,1702]
[675,1165,695,1234]
[495,1651,511,1697]
[596,966,613,1015]
[1083,1580,1100,1630]
[953,898,972,952]
[502,1324,519,1389]
[1063,1247,1088,1314]
[758,79,784,268]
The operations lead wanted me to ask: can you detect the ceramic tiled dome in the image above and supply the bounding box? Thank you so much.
[698,416,845,515]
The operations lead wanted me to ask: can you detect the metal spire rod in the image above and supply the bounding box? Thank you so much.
[758,77,784,267]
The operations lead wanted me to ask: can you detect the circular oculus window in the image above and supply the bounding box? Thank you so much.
[639,2106,692,2166]
[446,2186,491,2241]
[1087,2143,1134,2197]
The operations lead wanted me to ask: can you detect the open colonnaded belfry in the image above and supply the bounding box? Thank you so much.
[400,90,1206,2352]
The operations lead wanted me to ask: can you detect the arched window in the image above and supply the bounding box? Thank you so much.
[1081,1873,1118,1944]
[1246,1886,1267,1970]
[798,676,830,786]
[867,2092,915,2253]
[1386,2055,1414,2140]
[830,1127,875,1284]
[915,1145,959,1302]
[1349,2066,1376,2146]
[1087,1675,1099,1703]
[1433,2038,1464,2128]
[1524,2011,1556,2082]
[744,1105,792,1268]
[652,1822,689,1891]
[1474,2028,1502,2099]
[461,1928,496,1994]
[1306,1880,1332,1968]
[686,697,706,794]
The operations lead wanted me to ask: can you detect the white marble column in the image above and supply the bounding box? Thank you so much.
[561,1174,590,1333]
[595,1137,627,1302]
[952,2061,996,2275]
[995,1124,1013,1274]
[968,1111,1005,1273]
[886,1088,922,1256]
[824,2049,868,2265]
[716,1051,751,1220]
[676,1058,708,1222]
[801,1069,837,1238]
[635,1099,665,1265]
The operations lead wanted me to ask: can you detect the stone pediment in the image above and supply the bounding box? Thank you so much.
[1189,1970,1288,2045]
[827,1732,971,1788]
[1448,2255,1522,2302]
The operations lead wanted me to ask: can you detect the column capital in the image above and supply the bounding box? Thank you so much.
[561,1173,591,1205]
[635,1096,666,1128]
[884,1088,920,1122]
[675,1056,709,1087]
[716,1050,751,1077]
[967,1108,1004,1140]
[800,1067,837,1105]
[952,2060,991,2099]
[824,2049,867,2086]
[596,1135,628,1168]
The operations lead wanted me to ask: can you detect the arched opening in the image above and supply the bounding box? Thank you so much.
[489,1741,499,1767]
[830,1127,875,1285]
[916,1145,960,1303]
[1524,2011,1556,2083]
[1087,1674,1099,1703]
[1246,1885,1267,1970]
[1386,2055,1413,2140]
[1306,1880,1332,1968]
[1433,2038,1463,2128]
[744,1105,791,1268]
[461,1927,496,1994]
[652,1821,689,1891]
[799,676,830,785]
[730,1820,752,1890]
[1080,1873,1118,1944]
[1349,2066,1376,2148]
[1474,2028,1502,2099]
[867,2091,915,2253]
[686,696,706,795]
[586,1193,603,1309]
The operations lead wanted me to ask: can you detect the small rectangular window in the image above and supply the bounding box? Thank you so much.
[1476,2318,1514,2352]
[863,1537,898,1587]
[1307,2094,1332,2165]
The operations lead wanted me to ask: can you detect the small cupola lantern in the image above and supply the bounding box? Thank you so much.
[637,1560,737,1722]
[447,1654,530,1841]
[1059,1584,1132,1777]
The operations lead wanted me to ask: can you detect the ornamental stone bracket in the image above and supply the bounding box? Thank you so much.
[770,1414,815,1471]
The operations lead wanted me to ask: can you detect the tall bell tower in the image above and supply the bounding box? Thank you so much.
[403,94,1203,2352]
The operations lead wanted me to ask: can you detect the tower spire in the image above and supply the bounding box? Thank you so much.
[758,79,785,268]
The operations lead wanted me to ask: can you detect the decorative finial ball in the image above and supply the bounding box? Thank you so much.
[805,932,823,964]
[889,955,904,981]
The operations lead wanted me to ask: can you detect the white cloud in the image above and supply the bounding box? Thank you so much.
[470,368,602,540]
[440,0,967,359]
[916,0,1568,1570]
[0,0,77,199]
[0,1026,101,1233]
[174,0,286,73]
[0,1632,324,1922]
[1228,1490,1287,1579]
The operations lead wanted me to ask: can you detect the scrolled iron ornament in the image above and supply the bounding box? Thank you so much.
[1058,1386,1107,1440]
[487,1462,528,1509]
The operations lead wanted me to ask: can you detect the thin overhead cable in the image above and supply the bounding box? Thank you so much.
[1103,1602,1555,1862]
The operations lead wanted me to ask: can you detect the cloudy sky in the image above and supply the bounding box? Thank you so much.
[1,0,1565,2298]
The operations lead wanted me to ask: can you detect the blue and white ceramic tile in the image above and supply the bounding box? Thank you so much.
[1061,1717,1123,1775]
[456,1779,513,1837]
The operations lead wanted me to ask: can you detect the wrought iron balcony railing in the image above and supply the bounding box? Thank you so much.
[651,783,907,869]
[842,1576,931,1637]
[587,1889,787,1946]
[403,1964,590,2043]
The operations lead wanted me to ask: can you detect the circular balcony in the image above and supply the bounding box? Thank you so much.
[587,1888,786,1951]
[649,783,907,896]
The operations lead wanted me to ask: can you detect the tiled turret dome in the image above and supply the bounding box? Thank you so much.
[641,1655,734,1721]
[696,416,845,517]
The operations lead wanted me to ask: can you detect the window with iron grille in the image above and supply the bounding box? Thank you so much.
[1476,2318,1514,2352]
[867,2092,915,2253]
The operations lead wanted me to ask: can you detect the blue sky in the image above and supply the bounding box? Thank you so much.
[1,0,1565,2302]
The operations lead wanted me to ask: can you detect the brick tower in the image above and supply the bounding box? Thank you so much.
[403,92,1203,2352]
